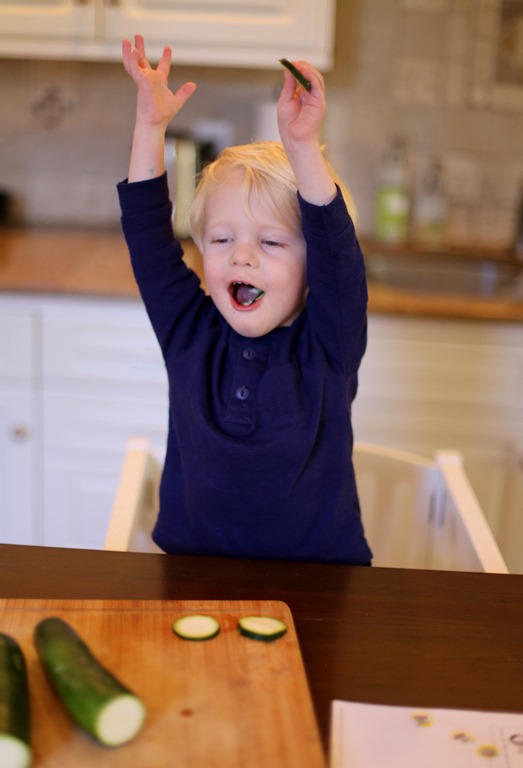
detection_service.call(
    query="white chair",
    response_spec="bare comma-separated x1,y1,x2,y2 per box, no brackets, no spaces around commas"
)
104,437,164,554
104,437,508,573
353,442,508,573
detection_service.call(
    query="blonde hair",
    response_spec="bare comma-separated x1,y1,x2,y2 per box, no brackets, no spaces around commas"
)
189,141,355,250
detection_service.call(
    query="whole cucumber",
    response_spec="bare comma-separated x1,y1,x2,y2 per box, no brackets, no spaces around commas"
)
0,633,31,768
34,617,145,747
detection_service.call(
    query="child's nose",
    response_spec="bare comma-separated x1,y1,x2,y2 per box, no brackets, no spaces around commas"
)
231,243,257,267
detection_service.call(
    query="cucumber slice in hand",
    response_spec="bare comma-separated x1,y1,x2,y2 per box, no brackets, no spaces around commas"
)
279,58,311,90
238,616,288,642
0,634,31,768
34,617,146,747
173,615,220,641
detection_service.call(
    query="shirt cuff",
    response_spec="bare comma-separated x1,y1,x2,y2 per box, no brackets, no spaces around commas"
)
297,185,354,239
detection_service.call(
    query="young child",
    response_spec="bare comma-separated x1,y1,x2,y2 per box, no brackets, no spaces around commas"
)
118,35,372,564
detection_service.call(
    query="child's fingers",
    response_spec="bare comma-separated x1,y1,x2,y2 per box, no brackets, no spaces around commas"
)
122,36,147,79
156,45,172,78
175,81,197,110
133,34,146,57
122,38,132,74
289,60,325,97
280,68,297,99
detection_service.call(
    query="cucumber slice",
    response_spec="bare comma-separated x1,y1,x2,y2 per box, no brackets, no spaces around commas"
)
238,616,288,642
279,58,311,90
0,633,32,768
34,617,145,747
173,615,220,641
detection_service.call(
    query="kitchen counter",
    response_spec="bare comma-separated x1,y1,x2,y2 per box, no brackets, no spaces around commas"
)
1,226,522,321
1,544,523,756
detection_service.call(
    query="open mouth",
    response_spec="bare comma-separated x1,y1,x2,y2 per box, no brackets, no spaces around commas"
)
230,281,265,307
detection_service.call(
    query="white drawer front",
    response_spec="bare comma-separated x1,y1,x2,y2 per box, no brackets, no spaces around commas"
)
0,313,35,379
42,298,165,390
43,391,168,454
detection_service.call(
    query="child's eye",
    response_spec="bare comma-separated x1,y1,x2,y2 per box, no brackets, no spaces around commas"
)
263,239,285,248
210,236,230,244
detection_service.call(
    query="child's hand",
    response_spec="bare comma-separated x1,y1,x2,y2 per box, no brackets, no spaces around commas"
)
276,62,336,206
122,35,196,129
276,61,326,150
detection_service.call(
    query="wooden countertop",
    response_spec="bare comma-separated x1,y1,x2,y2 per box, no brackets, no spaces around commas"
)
0,227,205,299
1,227,522,322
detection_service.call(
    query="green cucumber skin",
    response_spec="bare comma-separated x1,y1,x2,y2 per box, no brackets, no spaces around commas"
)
279,58,311,90
33,617,138,743
0,633,31,749
238,618,288,642
238,627,287,642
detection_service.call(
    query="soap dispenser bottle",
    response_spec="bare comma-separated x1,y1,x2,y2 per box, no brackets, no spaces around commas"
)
414,155,448,249
373,137,411,245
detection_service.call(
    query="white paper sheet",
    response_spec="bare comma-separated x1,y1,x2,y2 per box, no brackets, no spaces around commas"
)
330,701,523,768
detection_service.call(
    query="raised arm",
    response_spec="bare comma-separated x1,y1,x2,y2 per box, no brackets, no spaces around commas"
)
277,61,337,206
122,35,197,183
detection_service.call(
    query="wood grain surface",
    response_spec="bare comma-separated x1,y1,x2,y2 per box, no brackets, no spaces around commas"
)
0,598,324,767
1,228,521,322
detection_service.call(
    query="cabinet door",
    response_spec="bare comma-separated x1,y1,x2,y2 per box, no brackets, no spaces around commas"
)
0,0,96,40
42,391,167,548
0,312,34,379
0,390,38,545
42,297,166,396
105,0,335,68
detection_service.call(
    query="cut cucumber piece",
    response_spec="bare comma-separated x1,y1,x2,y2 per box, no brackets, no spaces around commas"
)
279,58,311,90
0,633,32,768
34,617,145,747
238,616,288,642
173,615,220,641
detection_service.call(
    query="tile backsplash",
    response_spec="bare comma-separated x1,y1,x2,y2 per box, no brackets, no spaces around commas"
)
1,0,522,248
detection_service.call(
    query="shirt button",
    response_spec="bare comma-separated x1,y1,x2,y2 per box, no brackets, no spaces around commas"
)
242,347,256,360
235,385,250,401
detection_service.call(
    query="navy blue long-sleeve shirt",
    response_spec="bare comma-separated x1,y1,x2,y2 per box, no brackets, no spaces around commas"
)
118,173,372,564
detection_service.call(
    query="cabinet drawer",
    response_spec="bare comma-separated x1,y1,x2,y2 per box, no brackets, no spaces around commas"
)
0,313,35,379
360,316,523,418
42,298,165,391
43,464,125,549
43,391,168,455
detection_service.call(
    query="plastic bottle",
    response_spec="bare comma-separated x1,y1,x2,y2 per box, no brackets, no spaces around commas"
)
413,156,448,249
373,137,411,244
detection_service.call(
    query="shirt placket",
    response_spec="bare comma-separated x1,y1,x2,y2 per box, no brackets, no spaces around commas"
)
224,342,267,428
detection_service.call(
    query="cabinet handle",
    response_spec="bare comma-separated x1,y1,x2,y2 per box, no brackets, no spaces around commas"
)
105,0,121,5
10,424,29,442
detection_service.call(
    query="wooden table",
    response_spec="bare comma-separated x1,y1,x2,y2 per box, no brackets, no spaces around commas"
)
1,544,522,753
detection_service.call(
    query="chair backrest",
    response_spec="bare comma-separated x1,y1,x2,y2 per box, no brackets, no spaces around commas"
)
104,437,164,554
353,443,440,569
432,451,508,574
105,437,508,573
354,442,508,573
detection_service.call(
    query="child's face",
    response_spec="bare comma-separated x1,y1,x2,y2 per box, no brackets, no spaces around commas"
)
201,170,307,338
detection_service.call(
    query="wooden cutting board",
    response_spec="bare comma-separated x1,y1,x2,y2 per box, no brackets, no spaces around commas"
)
0,598,325,767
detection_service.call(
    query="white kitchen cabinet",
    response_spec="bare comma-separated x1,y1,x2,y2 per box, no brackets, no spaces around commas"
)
0,0,96,40
352,315,523,574
41,297,168,549
0,390,39,545
0,0,336,69
0,293,167,550
0,302,40,545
